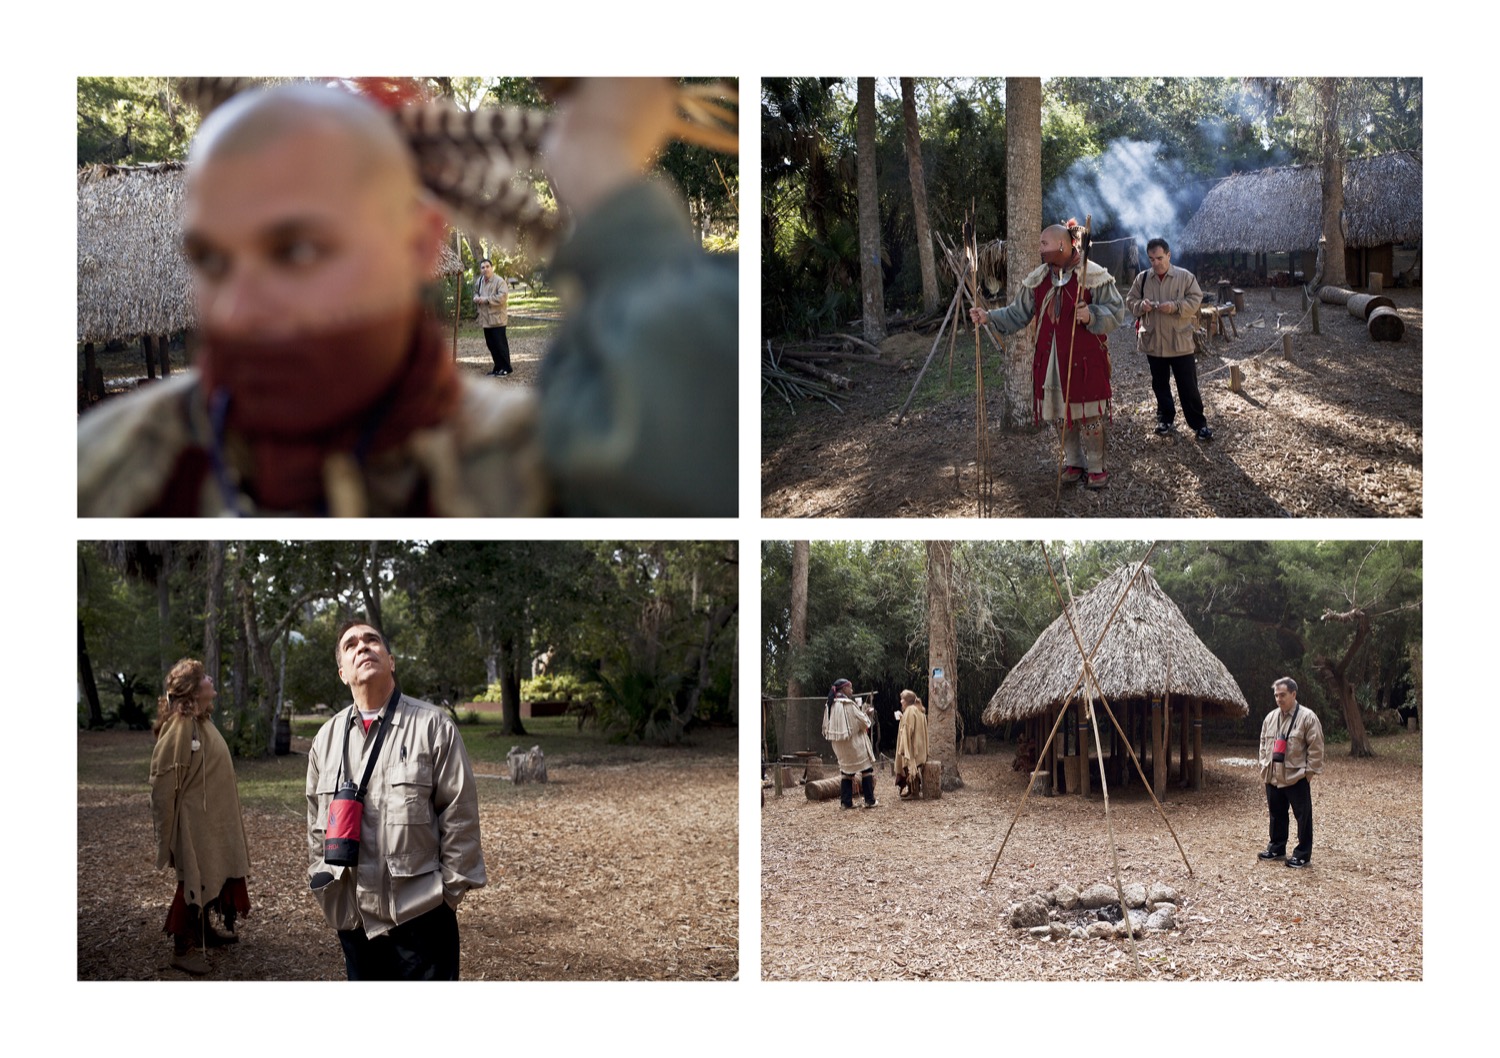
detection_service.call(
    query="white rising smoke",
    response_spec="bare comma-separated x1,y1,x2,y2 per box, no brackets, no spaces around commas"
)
1043,139,1204,251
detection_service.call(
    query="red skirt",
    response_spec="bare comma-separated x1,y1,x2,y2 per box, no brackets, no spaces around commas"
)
163,878,251,936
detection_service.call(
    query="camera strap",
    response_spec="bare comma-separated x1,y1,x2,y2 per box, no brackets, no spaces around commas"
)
339,683,402,797
1278,704,1299,743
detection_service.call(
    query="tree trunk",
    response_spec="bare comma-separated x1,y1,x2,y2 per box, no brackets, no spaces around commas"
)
1318,608,1374,757
1318,78,1348,289
1004,78,1043,428
203,541,225,685
788,540,809,703
79,618,105,729
901,78,940,315
925,540,963,789
496,628,527,736
855,78,886,346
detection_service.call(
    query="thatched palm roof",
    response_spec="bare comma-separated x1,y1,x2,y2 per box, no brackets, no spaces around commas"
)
1179,151,1422,255
77,163,193,343
78,162,467,343
981,563,1249,726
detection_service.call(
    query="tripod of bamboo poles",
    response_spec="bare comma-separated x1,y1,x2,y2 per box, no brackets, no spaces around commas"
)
965,206,994,517
981,543,1195,972
1054,214,1092,511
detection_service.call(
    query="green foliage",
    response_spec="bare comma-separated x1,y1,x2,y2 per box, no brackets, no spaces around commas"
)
516,672,597,704
77,77,198,166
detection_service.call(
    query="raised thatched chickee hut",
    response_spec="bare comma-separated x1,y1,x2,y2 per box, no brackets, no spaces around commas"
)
981,563,1248,798
1178,150,1422,288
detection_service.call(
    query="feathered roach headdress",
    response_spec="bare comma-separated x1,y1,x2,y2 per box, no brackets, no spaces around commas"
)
175,76,738,256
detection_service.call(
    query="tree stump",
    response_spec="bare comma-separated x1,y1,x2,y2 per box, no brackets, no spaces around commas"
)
1368,271,1383,291
1281,334,1293,359
1368,306,1405,342
1231,288,1245,312
919,761,942,799
805,777,844,801
506,745,548,783
1229,364,1244,393
1347,293,1395,320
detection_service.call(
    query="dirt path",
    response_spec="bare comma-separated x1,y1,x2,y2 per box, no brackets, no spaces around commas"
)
762,288,1421,518
761,731,1421,980
79,730,737,981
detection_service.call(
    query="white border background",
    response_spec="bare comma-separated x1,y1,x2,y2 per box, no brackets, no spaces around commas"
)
20,5,1468,1051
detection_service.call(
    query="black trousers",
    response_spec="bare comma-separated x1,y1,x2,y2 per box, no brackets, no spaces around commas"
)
1265,779,1313,860
1147,353,1206,430
483,326,511,372
337,901,460,980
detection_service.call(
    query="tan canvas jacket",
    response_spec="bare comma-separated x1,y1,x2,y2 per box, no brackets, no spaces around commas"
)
474,274,509,328
1258,703,1325,788
1126,265,1203,357
306,694,486,938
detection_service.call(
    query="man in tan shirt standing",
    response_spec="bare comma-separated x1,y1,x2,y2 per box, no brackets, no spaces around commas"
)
1257,677,1325,869
475,258,511,376
1126,237,1212,441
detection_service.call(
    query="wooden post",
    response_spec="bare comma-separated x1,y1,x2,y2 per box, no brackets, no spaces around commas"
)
1281,333,1293,359
920,761,943,799
1151,696,1165,800
1052,707,1064,795
1311,299,1320,335
1178,699,1189,788
773,761,784,798
1229,364,1244,393
1368,271,1383,291
1077,706,1090,797
1368,306,1405,342
451,231,464,361
1192,701,1204,791
1231,288,1245,313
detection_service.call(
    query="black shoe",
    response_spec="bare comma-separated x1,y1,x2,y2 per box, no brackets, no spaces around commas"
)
1196,425,1214,442
1257,847,1285,860
1155,421,1176,436
498,368,512,376
1285,855,1311,868
485,369,500,376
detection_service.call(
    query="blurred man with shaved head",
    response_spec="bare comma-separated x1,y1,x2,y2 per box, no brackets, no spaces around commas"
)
970,221,1124,489
78,79,737,517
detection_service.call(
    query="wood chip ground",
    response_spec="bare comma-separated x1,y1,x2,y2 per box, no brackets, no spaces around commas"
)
762,288,1421,518
761,730,1421,980
79,728,737,981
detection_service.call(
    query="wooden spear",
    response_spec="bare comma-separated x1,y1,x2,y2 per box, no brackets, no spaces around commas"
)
1054,214,1092,509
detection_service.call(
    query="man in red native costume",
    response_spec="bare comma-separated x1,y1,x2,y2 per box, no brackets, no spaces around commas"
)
970,221,1125,489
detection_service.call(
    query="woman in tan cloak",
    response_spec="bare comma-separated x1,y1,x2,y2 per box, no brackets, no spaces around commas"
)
894,690,929,798
150,658,251,975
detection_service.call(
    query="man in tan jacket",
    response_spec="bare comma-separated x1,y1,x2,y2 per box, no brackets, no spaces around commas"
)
475,258,512,376
1126,238,1211,441
1257,677,1324,869
306,620,486,978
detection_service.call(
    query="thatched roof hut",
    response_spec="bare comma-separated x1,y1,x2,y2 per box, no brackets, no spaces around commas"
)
983,563,1248,725
1179,151,1422,256
78,161,467,344
77,163,194,344
983,563,1247,796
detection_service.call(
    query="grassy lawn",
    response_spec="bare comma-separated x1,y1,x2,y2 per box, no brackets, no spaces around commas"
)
89,715,733,818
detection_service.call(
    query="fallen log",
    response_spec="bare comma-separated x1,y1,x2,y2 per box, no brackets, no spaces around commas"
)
833,332,884,357
783,358,852,389
1317,285,1353,306
778,347,888,365
1346,293,1395,320
1368,306,1405,342
805,777,844,801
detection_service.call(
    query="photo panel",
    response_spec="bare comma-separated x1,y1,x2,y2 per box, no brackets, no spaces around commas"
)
759,538,1421,981
761,77,1421,519
77,538,738,981
77,76,739,518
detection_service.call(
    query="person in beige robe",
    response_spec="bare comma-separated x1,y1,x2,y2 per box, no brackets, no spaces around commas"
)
150,659,252,975
894,690,929,798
